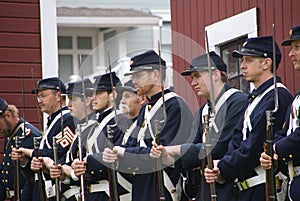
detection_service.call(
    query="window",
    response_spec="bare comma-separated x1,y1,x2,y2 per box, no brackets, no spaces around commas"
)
58,34,94,82
220,36,250,93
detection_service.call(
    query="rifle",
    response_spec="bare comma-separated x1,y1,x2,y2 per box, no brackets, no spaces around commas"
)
31,69,48,201
77,55,87,201
264,24,278,201
204,30,217,201
13,71,26,201
14,136,21,201
107,50,120,201
153,41,166,201
53,137,61,201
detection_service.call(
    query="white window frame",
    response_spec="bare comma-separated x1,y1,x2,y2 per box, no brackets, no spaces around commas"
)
205,7,258,54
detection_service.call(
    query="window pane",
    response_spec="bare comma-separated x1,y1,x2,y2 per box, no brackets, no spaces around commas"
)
78,55,93,76
220,36,250,93
58,55,73,83
77,37,92,49
58,36,72,49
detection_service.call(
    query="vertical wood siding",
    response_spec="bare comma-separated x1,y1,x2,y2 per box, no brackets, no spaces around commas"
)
0,0,42,162
171,0,300,112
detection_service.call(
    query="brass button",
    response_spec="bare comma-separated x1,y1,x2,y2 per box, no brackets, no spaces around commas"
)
99,169,102,173
91,171,94,175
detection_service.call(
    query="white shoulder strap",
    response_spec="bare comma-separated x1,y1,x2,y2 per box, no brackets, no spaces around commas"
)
242,83,286,140
87,110,121,153
137,92,178,147
122,120,137,145
40,109,70,149
201,88,240,142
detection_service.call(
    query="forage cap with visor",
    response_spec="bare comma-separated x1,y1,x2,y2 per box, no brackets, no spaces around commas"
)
0,98,8,115
281,24,300,46
124,50,166,76
31,77,66,94
117,80,136,94
90,72,121,91
232,36,282,68
66,78,93,97
181,51,227,76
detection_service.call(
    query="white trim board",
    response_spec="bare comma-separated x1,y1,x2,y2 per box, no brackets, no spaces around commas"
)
205,7,258,53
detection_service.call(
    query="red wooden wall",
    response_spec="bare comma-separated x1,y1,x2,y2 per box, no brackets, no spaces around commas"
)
171,0,300,112
0,0,42,161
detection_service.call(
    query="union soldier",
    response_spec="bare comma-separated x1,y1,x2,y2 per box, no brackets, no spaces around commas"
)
71,72,132,201
260,24,300,201
102,50,193,201
49,78,97,200
204,36,293,201
14,77,76,200
0,98,41,201
150,51,248,201
117,80,147,145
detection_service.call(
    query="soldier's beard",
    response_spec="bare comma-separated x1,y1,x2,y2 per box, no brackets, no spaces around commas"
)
1,119,12,136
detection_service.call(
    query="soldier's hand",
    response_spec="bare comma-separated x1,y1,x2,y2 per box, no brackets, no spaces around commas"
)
42,157,54,169
204,167,219,183
102,147,118,163
31,156,43,172
150,141,162,159
72,159,86,177
260,152,278,170
11,148,24,161
50,164,64,180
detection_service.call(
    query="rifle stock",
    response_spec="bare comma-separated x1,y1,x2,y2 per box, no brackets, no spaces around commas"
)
107,125,120,201
77,127,85,201
14,136,21,201
265,111,276,201
203,115,217,201
53,137,60,201
154,120,165,201
33,136,47,201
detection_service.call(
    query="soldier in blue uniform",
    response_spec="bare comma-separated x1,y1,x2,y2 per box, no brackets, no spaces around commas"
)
0,98,41,201
49,78,97,200
15,77,76,200
204,36,293,201
260,25,300,201
150,51,248,201
71,72,132,201
102,50,193,201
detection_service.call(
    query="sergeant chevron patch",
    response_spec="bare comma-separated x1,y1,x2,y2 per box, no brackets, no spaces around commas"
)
56,126,75,148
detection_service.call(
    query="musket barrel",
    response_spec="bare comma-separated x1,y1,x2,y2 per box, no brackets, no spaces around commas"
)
203,115,217,201
107,125,120,201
